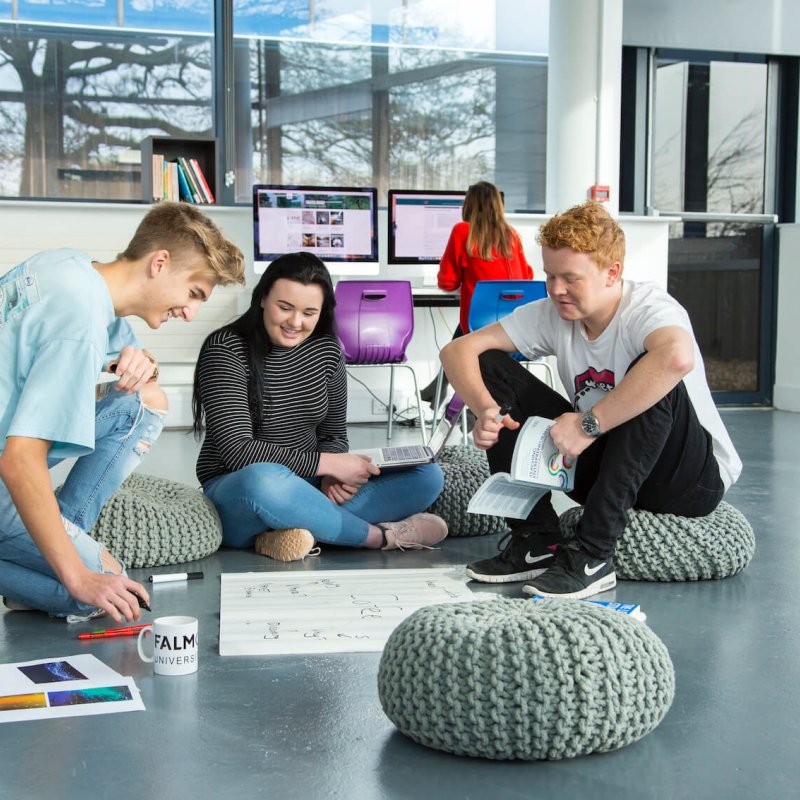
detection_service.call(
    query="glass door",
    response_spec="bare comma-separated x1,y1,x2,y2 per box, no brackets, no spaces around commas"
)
650,51,776,403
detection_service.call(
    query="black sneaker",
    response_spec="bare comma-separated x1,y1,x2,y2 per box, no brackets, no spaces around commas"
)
465,527,562,583
522,543,616,599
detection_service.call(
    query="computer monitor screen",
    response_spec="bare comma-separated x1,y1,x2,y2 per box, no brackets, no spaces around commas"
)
253,185,379,274
387,189,466,264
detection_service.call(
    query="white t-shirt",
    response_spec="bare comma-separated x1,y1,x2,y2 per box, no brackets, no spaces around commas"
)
500,280,742,491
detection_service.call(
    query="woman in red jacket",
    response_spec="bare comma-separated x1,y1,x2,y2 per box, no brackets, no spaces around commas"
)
422,181,533,404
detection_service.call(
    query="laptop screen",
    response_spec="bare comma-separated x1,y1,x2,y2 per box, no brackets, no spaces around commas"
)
428,414,461,458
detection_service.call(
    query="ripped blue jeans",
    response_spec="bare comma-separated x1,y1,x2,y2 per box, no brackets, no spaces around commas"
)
0,383,164,617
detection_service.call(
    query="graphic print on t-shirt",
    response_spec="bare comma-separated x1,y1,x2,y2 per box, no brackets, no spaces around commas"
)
573,367,615,411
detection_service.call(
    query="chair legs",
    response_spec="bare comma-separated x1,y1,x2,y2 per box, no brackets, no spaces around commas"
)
394,363,427,446
429,366,447,439
347,364,427,446
388,365,395,440
429,368,469,446
429,357,556,439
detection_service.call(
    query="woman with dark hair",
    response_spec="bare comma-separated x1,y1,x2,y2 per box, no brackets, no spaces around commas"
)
422,181,534,404
192,252,447,562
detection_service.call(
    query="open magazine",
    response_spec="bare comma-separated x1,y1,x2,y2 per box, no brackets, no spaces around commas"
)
467,416,576,518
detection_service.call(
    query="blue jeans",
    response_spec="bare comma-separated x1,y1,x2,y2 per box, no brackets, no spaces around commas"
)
0,384,165,617
203,461,445,548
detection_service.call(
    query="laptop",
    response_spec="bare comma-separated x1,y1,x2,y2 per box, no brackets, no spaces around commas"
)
353,410,461,471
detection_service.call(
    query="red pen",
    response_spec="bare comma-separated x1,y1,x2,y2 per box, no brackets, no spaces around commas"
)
84,623,150,635
78,625,151,640
87,623,151,634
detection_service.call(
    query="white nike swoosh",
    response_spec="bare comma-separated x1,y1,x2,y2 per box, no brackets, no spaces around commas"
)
584,562,607,576
524,553,551,565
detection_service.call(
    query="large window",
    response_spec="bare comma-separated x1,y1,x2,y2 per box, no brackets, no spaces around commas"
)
0,2,214,200
651,51,775,400
0,1,549,208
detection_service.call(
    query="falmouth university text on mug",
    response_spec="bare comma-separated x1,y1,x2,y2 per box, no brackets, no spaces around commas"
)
137,615,198,676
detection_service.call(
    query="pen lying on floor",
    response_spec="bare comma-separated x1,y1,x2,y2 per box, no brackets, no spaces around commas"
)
77,624,151,640
88,623,151,634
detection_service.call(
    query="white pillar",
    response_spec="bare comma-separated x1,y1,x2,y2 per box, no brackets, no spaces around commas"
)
546,0,623,215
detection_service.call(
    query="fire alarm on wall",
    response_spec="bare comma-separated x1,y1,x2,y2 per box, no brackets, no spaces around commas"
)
590,184,610,202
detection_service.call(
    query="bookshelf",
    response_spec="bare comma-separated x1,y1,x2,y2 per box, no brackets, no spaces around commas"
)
141,136,218,204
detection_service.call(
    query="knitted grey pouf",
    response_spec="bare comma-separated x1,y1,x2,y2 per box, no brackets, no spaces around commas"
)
426,445,507,537
378,598,674,760
88,473,222,568
559,501,755,581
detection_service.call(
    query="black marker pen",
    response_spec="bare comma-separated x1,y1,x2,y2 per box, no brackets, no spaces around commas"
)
130,591,151,612
149,571,204,584
495,403,512,422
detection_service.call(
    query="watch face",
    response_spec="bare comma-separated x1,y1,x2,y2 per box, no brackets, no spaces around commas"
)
581,413,600,437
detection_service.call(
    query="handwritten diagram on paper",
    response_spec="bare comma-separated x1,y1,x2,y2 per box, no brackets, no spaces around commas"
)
219,567,478,656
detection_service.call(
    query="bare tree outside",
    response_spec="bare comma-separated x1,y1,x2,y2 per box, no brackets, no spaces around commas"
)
654,58,768,394
0,32,213,198
246,39,500,198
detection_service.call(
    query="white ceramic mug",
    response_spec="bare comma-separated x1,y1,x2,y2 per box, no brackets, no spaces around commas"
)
137,615,199,676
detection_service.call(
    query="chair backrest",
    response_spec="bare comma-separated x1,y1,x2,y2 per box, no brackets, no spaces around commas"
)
334,280,414,364
467,279,548,332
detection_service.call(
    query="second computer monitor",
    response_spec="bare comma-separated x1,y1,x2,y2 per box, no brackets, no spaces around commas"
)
253,184,379,275
387,189,466,265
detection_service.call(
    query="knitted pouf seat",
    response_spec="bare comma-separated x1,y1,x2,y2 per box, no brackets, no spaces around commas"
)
378,598,674,760
87,473,222,568
426,445,507,537
559,501,755,581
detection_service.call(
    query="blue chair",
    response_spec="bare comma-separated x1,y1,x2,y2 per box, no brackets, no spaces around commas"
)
468,279,556,386
431,280,556,436
467,279,548,333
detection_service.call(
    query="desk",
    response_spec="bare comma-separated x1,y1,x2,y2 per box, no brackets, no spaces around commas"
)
411,287,459,307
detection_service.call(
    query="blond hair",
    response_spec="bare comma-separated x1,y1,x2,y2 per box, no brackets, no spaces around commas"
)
119,202,245,286
463,181,516,260
537,201,625,271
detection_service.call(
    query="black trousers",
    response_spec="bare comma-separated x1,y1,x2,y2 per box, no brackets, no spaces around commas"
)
478,350,724,558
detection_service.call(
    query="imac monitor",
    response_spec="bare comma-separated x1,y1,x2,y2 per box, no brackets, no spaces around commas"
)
388,189,466,264
253,185,379,275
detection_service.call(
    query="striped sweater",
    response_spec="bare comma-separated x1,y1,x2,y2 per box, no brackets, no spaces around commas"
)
195,329,348,485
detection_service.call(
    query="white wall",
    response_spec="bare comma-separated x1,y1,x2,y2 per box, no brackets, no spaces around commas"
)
509,212,672,286
623,0,800,56
0,201,673,427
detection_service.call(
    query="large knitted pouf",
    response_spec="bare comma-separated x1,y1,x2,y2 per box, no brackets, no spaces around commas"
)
559,501,755,581
378,598,674,760
426,445,507,537
87,473,222,568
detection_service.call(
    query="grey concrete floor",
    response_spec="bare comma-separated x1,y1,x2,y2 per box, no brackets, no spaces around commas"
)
1,410,798,799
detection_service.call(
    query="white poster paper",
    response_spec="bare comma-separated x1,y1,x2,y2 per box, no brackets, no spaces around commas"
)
219,567,480,656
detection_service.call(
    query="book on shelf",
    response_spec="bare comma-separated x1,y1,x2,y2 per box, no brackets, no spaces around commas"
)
177,157,202,203
176,161,195,203
150,153,164,202
189,157,215,203
149,152,214,204
168,161,179,202
467,416,576,518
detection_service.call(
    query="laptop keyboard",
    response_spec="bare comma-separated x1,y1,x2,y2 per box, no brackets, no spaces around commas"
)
381,445,431,462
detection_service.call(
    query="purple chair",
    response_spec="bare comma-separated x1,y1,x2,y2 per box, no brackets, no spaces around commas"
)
334,280,426,443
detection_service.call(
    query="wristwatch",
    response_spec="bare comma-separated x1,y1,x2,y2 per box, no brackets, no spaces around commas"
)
580,409,602,438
